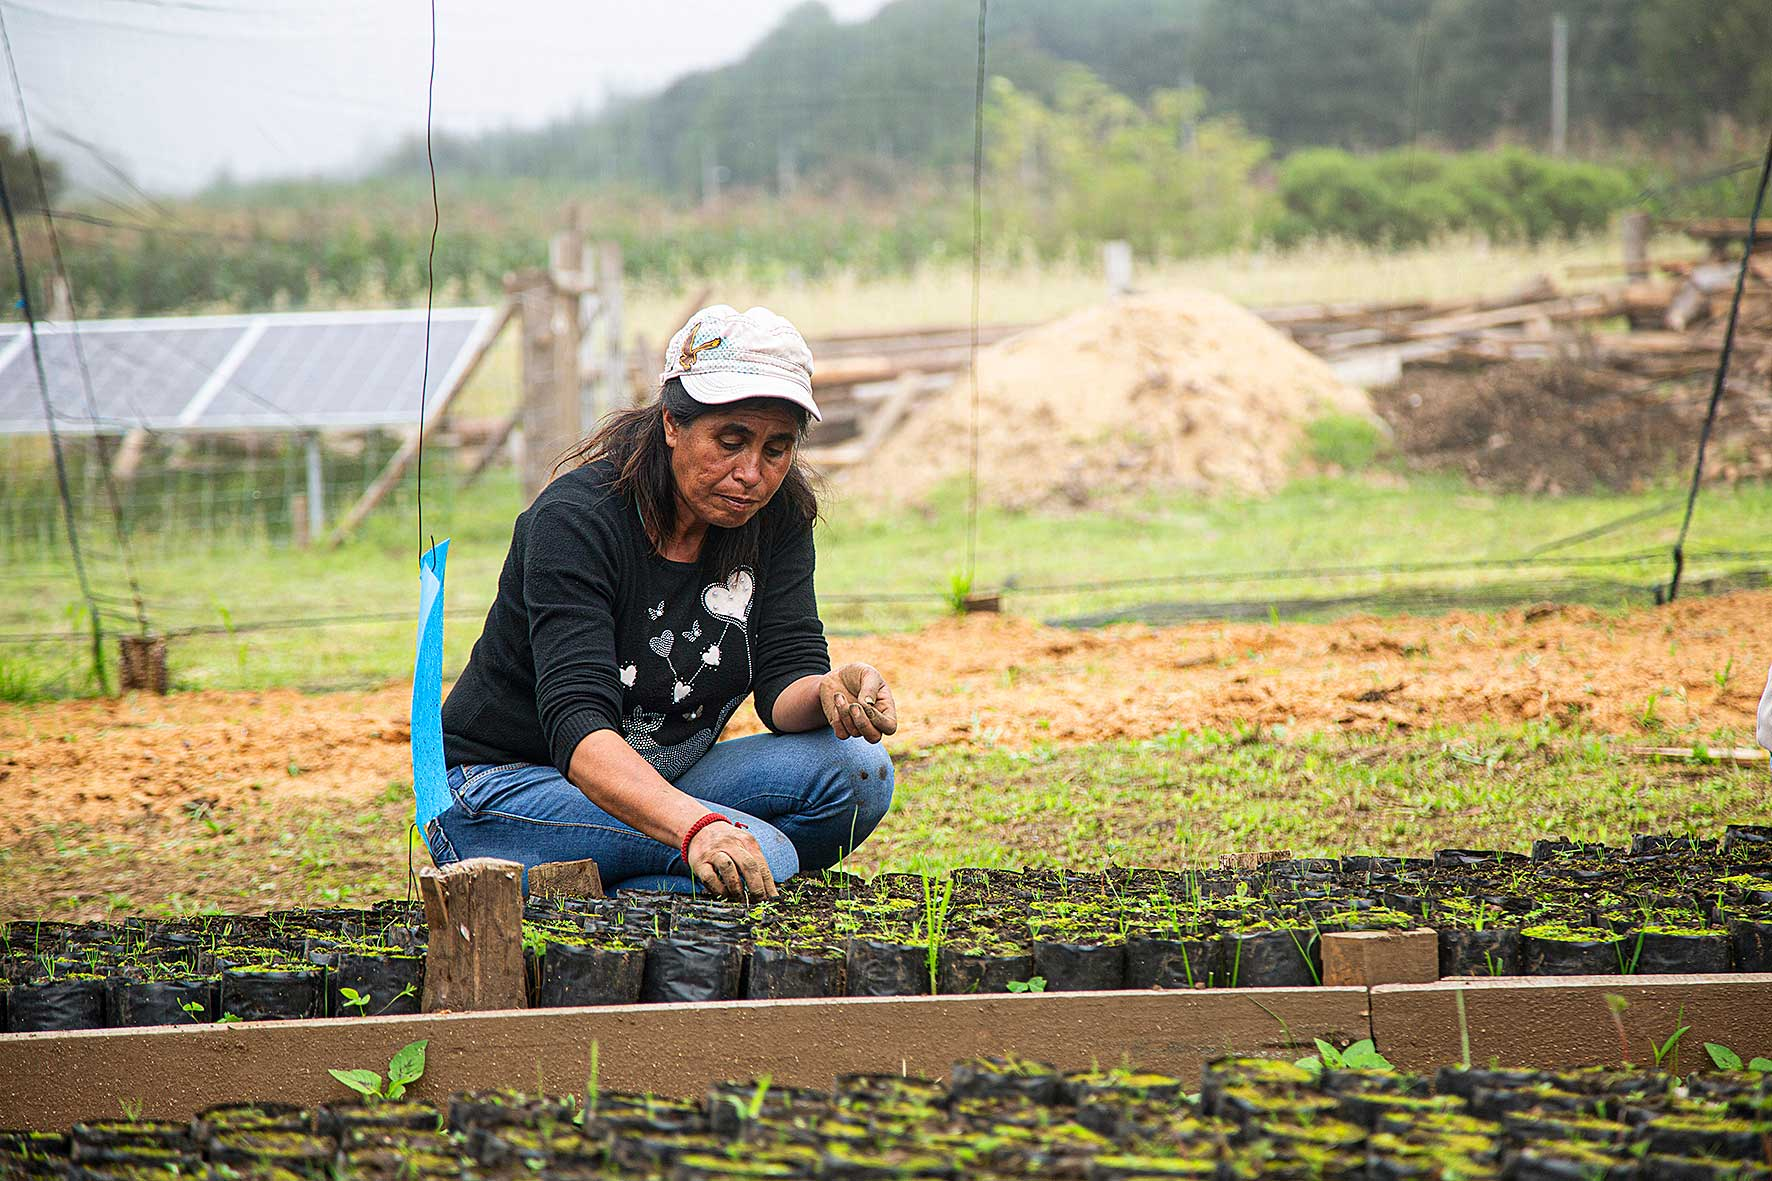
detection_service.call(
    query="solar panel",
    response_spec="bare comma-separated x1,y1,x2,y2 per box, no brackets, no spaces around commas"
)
0,307,490,436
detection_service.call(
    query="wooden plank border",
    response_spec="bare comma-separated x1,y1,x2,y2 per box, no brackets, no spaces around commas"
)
11,974,1772,1130
0,987,1367,1129
1371,973,1772,1074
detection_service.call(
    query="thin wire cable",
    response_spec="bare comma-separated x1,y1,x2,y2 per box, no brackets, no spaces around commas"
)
0,148,108,691
1666,126,1772,603
0,0,150,637
1525,500,1680,558
36,118,170,218
7,545,1768,646
962,0,986,584
415,0,438,562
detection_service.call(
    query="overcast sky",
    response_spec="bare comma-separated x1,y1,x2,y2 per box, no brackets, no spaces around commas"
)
6,0,891,196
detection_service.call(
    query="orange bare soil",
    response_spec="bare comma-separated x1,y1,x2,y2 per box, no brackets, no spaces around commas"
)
3,590,1767,843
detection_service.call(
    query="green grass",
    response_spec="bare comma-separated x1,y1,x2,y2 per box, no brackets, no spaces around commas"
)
858,723,1771,877
4,465,1771,692
4,723,1763,923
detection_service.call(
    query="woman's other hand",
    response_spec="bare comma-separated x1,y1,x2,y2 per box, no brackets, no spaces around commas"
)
687,820,778,900
819,663,898,744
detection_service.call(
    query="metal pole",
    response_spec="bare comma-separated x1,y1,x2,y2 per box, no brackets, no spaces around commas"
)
305,432,324,538
1550,13,1569,158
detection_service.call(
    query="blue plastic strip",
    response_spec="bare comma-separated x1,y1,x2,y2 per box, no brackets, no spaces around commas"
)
411,538,451,840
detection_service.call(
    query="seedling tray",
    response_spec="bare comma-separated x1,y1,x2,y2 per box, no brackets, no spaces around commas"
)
9,1043,1772,1179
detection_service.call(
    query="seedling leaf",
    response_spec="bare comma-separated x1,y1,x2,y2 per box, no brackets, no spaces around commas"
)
1750,1058,1772,1073
1340,1039,1395,1071
1705,1043,1743,1071
329,1069,382,1098
388,1039,428,1086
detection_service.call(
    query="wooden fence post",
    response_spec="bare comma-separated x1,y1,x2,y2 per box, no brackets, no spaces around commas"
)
515,261,579,505
1622,212,1651,283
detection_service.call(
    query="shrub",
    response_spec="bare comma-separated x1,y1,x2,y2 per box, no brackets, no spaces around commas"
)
1304,414,1388,471
1266,146,1637,247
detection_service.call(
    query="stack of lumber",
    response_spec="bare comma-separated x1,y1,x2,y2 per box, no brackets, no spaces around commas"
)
1259,250,1769,387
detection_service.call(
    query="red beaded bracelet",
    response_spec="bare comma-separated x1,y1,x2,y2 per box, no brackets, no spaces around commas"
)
680,812,743,863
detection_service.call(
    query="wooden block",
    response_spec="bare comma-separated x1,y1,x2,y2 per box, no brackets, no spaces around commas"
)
1626,745,1768,768
528,857,605,900
1218,850,1292,870
419,857,527,1014
1321,929,1440,987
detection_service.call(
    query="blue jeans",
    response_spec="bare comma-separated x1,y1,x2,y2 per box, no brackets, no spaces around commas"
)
426,728,894,893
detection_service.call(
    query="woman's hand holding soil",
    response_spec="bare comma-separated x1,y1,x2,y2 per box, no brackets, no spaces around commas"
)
819,663,897,743
687,820,778,900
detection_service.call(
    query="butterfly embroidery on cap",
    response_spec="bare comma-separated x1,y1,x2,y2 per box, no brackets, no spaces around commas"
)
679,323,723,370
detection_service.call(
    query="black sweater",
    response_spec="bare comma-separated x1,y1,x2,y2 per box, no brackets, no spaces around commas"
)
441,461,830,782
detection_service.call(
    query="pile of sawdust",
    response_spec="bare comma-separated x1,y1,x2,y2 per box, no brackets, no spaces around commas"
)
854,289,1372,508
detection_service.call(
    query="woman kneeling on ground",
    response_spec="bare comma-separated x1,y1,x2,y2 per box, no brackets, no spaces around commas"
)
433,305,897,898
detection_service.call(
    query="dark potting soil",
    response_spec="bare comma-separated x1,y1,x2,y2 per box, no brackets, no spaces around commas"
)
218,966,324,1022
6,975,105,1032
5,824,1772,1033
108,976,216,1028
327,949,425,1018
746,944,845,999
843,938,929,997
638,936,743,1004
534,938,646,1008
11,1055,1772,1180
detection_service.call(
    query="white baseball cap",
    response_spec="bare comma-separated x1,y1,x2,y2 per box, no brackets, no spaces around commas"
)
661,304,821,422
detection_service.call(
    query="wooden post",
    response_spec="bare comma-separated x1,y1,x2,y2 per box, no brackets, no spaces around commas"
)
1622,212,1651,283
551,228,583,455
516,270,561,503
419,857,527,1013
289,494,309,548
596,240,624,418
118,634,169,695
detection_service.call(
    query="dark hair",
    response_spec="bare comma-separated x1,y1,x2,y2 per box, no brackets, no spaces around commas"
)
556,377,819,581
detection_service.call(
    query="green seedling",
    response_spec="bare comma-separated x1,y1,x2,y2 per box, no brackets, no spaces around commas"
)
1649,1008,1689,1073
1005,976,1047,993
574,1040,602,1125
328,1038,428,1104
1295,1038,1393,1079
1455,988,1472,1070
943,570,973,615
338,987,371,1017
1703,1043,1772,1073
723,1074,772,1123
1603,994,1631,1065
179,999,205,1023
920,872,954,994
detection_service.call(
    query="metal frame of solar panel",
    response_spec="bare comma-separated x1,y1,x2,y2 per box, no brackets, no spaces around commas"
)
0,307,493,437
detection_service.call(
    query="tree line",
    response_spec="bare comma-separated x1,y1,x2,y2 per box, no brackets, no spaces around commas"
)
383,0,1766,197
